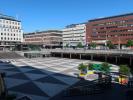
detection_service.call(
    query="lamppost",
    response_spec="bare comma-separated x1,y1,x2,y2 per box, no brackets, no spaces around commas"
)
118,34,121,50
105,33,108,50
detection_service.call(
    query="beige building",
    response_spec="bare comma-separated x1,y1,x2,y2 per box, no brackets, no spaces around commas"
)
24,30,62,48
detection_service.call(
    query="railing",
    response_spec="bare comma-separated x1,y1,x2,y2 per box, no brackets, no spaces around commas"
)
42,48,133,55
64,76,112,97
15,49,133,55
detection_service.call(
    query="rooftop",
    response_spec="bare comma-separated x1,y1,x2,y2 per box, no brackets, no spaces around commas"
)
89,13,133,22
65,22,87,28
0,13,21,22
24,30,62,35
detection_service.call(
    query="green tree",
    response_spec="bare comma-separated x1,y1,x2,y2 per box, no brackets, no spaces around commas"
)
28,44,41,51
101,62,110,73
88,63,94,70
65,43,69,48
78,63,88,73
126,40,133,48
77,42,83,48
119,65,130,75
90,42,96,49
107,40,115,49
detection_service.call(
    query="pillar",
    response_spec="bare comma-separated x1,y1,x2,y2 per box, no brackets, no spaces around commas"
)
130,57,132,66
70,53,71,59
105,55,107,62
91,54,93,60
79,54,82,59
115,56,118,64
61,53,63,58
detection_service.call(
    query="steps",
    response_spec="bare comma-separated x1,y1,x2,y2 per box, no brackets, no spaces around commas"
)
0,52,24,59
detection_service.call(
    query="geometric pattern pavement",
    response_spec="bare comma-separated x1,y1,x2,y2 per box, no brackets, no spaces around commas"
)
0,57,90,100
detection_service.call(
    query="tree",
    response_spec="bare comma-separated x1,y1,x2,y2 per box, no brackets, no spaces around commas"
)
88,63,94,70
77,42,83,48
107,40,115,49
78,63,88,73
119,65,130,76
28,44,41,51
90,42,96,49
65,43,69,48
101,62,110,73
126,40,133,48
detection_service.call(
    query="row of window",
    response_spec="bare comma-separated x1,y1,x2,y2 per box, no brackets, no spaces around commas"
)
0,19,20,25
96,29,133,34
1,37,21,41
93,24,133,31
0,28,21,32
63,39,83,42
93,19,133,26
25,34,62,38
1,33,21,36
63,30,85,33
63,32,85,36
94,34,133,38
0,25,20,29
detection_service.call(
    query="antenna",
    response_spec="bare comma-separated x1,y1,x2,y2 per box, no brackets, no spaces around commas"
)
16,14,19,20
0,10,3,15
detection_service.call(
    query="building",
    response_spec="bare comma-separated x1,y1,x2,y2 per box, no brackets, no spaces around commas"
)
24,30,62,48
0,14,23,50
86,13,133,49
62,23,86,47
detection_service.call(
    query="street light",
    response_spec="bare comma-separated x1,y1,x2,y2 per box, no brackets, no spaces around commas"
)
105,33,108,50
118,34,121,50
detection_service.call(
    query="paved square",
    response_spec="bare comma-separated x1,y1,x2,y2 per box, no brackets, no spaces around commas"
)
0,57,90,100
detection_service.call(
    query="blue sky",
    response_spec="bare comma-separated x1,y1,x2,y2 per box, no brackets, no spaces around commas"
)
0,0,133,32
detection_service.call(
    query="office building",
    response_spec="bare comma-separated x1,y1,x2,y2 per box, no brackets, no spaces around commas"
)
0,14,23,50
24,30,62,48
86,13,133,49
62,23,86,47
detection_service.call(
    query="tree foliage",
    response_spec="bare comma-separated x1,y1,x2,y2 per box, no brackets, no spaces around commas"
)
90,42,96,48
126,40,133,47
119,65,130,75
107,40,115,49
88,63,93,70
28,44,41,51
101,62,110,73
78,63,87,71
77,42,83,48
65,43,69,48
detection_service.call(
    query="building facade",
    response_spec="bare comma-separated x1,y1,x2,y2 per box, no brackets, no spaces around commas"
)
24,30,62,48
0,14,23,50
86,13,133,49
62,23,86,47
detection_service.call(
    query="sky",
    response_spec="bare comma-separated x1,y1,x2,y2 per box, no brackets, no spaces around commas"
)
0,0,133,33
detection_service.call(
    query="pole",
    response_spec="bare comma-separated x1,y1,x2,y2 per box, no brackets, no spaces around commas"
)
105,33,107,50
118,34,121,50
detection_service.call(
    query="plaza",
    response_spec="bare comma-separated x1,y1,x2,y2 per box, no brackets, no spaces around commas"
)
0,57,94,100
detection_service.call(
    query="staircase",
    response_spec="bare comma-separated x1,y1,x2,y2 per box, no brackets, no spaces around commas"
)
0,52,24,59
